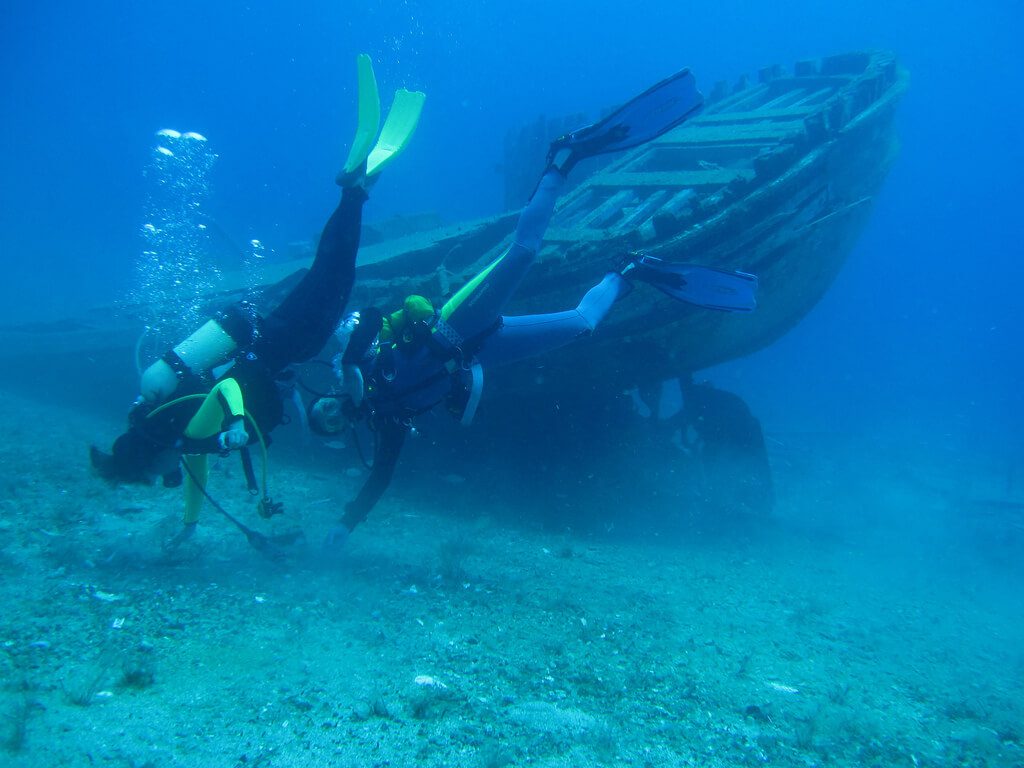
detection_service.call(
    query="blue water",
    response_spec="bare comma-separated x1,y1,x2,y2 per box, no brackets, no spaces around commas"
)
2,3,1023,764
3,0,1022,445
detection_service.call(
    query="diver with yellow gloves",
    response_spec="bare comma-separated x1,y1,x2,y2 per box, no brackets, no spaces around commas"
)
90,54,426,549
309,67,759,549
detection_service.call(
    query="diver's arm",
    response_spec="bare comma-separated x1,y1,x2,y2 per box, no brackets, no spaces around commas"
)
340,419,408,531
183,378,249,452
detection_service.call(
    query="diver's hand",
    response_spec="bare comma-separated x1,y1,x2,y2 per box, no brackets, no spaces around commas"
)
163,522,197,551
322,522,351,553
218,419,249,451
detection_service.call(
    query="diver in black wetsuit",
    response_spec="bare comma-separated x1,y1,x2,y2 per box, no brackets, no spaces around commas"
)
90,182,367,476
314,162,629,542
90,55,426,547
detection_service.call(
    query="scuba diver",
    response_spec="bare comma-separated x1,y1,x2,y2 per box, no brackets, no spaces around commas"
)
309,67,760,548
90,55,425,549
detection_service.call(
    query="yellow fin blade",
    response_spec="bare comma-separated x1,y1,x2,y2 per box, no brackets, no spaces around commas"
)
366,88,426,177
342,53,382,174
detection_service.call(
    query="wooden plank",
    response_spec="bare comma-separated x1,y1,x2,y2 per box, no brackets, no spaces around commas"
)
791,87,834,107
613,189,671,233
660,188,697,216
660,121,806,144
590,169,755,189
695,106,819,124
709,84,771,114
758,88,809,111
577,189,636,228
540,228,608,244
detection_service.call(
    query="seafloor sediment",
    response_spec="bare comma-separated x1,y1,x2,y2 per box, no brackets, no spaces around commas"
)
1,392,1021,767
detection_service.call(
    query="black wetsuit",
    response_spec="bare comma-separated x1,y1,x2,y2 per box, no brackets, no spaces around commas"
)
217,185,367,435
250,186,366,373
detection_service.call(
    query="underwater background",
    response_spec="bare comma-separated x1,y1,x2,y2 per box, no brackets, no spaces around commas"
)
3,1,1022,439
1,1,1022,766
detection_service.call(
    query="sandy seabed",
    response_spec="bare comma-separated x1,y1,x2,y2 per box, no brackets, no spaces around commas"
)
1,391,1021,768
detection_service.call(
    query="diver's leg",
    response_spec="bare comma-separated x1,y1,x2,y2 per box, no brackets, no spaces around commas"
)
443,169,565,339
475,272,628,366
181,454,209,526
270,186,367,322
257,186,369,368
513,168,564,254
177,378,246,526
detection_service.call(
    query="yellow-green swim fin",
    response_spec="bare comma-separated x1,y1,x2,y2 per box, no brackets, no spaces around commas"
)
341,53,382,175
366,88,426,177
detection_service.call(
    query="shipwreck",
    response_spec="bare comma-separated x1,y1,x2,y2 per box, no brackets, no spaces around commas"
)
335,49,907,396
0,51,906,408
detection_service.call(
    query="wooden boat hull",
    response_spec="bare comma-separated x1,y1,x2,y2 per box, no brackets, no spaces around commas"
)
350,51,907,394
0,52,906,407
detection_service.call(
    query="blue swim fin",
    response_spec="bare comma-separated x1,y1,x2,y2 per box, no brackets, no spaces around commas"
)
549,68,704,165
625,255,758,312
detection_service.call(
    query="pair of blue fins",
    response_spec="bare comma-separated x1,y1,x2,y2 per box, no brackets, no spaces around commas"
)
346,55,757,313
